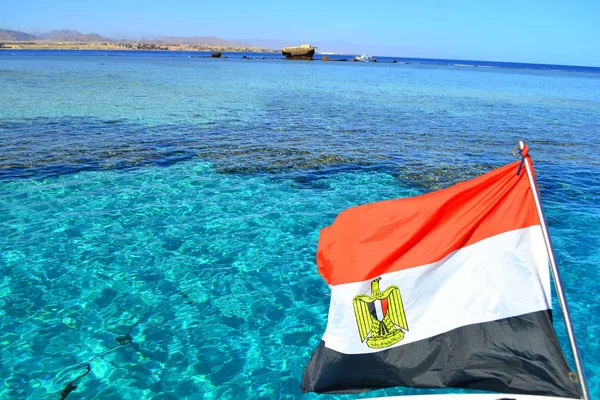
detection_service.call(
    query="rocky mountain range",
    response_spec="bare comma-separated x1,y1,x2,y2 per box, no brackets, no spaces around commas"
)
0,28,40,41
38,29,110,42
0,28,114,42
0,28,253,48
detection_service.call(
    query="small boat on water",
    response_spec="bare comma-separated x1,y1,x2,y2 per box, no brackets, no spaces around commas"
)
355,54,372,62
282,44,316,60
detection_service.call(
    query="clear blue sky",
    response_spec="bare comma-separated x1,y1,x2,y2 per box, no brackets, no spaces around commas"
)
3,0,599,66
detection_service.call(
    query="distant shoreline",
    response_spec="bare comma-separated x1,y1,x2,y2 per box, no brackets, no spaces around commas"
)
3,47,599,71
0,42,279,53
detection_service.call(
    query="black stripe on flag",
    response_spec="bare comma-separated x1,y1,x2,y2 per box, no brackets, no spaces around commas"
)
302,310,580,398
367,302,377,320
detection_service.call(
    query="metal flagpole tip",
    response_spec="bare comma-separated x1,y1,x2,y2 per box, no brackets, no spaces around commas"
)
512,140,527,158
517,140,529,158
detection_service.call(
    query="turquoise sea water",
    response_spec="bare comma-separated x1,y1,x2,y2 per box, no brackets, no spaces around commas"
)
1,51,599,399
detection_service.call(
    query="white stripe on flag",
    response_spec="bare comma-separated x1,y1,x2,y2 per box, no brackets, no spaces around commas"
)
374,300,383,320
322,226,550,355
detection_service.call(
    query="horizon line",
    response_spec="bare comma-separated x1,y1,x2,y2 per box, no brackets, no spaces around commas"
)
2,26,599,68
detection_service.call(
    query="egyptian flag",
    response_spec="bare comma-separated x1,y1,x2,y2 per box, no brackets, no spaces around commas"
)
302,160,581,399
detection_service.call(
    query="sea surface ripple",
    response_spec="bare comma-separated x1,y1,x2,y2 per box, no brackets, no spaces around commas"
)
1,51,599,399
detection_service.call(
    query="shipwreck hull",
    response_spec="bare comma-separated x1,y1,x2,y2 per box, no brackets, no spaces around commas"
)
282,45,316,60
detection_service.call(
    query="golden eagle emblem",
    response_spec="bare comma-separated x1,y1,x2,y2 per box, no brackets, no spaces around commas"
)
353,277,408,348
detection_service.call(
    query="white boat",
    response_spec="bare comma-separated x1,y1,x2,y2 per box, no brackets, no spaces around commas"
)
355,54,372,62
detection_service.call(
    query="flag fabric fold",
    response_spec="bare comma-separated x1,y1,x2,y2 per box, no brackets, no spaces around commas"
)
302,160,581,399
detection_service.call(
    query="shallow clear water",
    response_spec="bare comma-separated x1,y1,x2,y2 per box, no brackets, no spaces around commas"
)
0,51,599,399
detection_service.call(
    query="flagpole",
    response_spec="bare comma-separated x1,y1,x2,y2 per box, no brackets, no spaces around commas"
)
518,140,589,400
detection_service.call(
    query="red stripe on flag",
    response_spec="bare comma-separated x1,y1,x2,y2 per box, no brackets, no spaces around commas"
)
317,160,539,285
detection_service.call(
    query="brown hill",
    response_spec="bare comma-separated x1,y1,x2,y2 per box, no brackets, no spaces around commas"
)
0,28,40,41
39,29,112,42
0,27,264,49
